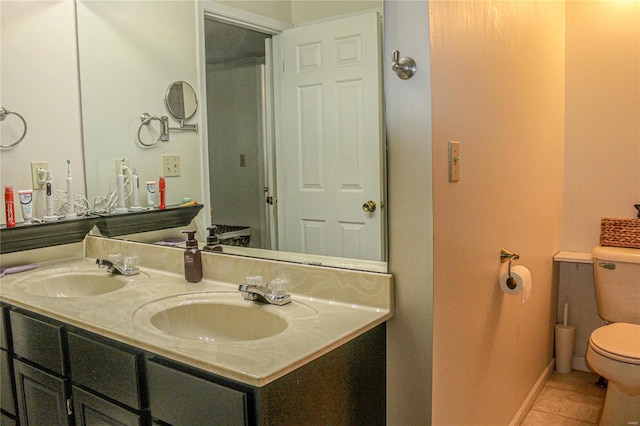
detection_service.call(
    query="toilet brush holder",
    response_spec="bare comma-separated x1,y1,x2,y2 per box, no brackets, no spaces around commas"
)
555,324,576,374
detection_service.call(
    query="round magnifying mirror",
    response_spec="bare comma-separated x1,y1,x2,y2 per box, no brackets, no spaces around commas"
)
165,81,198,121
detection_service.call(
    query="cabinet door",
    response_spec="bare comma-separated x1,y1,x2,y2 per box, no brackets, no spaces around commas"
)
73,386,143,426
13,359,72,426
1,306,8,350
1,349,16,416
1,411,17,426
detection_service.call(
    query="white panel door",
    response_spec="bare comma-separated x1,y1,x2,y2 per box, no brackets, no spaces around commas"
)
276,12,383,261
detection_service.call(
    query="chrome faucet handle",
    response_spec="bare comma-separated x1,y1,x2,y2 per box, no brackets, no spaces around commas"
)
96,257,140,276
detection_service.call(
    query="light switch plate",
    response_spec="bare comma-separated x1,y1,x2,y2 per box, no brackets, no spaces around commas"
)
448,141,460,182
162,154,181,177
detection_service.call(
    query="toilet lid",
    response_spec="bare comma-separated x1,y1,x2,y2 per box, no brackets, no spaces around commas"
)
590,323,640,364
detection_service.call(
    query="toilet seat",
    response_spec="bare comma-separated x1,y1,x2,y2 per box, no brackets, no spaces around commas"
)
589,323,640,365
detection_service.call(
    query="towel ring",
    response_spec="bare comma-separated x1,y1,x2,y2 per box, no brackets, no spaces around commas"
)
137,113,169,147
0,106,28,149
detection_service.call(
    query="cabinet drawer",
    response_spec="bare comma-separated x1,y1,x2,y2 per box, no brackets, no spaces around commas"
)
10,310,66,375
148,360,247,426
68,332,143,410
73,386,144,426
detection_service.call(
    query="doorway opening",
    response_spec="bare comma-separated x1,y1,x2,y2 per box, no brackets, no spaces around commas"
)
204,18,275,250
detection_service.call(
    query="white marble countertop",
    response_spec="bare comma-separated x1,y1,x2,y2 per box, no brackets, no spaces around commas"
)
0,239,393,387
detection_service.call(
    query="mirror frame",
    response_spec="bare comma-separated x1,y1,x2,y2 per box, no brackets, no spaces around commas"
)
195,2,388,273
165,81,198,121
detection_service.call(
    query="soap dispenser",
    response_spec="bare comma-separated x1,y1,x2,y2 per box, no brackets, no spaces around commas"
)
181,230,202,283
203,225,224,252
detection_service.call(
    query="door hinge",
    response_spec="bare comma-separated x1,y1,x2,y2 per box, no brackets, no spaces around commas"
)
66,397,73,416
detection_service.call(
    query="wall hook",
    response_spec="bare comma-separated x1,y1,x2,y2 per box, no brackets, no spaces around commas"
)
391,50,416,80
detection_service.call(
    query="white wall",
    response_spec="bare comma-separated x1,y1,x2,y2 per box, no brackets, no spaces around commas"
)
385,1,434,423
77,1,203,214
0,1,85,222
207,59,264,246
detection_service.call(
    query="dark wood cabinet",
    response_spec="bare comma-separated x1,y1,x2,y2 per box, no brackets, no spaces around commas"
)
4,305,386,426
13,359,72,426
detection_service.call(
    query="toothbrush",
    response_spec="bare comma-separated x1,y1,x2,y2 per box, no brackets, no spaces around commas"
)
115,160,129,214
130,168,142,211
65,160,77,219
43,171,58,221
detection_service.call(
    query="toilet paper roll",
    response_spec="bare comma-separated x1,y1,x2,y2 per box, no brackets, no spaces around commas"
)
500,265,532,303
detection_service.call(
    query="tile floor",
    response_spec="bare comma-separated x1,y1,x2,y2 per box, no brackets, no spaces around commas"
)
522,370,606,425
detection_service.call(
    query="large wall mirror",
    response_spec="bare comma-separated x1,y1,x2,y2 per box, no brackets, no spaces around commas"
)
77,0,387,273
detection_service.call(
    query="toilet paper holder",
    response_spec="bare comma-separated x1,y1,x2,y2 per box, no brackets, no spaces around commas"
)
500,248,520,279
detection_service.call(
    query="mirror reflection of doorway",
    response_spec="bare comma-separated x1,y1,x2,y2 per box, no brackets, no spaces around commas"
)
204,19,275,250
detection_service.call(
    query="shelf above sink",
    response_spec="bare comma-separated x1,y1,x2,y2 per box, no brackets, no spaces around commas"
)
94,204,203,237
0,216,99,254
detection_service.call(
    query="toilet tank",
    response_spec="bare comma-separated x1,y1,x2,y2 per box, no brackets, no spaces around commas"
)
592,246,640,324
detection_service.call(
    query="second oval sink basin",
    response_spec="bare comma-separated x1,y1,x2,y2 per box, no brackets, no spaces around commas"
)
150,302,288,342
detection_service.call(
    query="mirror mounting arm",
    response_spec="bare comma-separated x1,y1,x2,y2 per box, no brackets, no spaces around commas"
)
168,120,198,134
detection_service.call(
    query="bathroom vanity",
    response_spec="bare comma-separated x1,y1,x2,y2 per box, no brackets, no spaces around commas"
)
0,237,393,425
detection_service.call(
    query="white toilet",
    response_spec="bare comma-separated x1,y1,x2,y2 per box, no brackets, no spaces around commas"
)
586,245,640,425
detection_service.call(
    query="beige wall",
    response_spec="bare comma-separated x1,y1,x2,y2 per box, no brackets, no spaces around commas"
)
562,0,640,252
430,1,565,424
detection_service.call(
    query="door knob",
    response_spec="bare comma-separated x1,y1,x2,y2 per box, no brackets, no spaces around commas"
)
362,200,376,212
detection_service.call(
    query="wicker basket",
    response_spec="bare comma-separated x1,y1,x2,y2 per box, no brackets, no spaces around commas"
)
600,217,640,249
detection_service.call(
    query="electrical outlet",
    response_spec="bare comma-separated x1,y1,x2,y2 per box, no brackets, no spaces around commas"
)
162,154,181,177
115,158,130,176
31,161,48,189
448,141,460,182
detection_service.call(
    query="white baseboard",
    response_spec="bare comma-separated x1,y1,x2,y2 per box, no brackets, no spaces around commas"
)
510,359,555,426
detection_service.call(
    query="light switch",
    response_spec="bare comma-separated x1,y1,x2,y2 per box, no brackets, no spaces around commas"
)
448,141,460,182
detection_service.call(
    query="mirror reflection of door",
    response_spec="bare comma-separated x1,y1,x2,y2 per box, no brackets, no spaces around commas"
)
276,12,384,262
204,11,383,261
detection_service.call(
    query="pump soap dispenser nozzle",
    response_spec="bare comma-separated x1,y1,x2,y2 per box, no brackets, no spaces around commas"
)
203,225,224,253
181,230,202,283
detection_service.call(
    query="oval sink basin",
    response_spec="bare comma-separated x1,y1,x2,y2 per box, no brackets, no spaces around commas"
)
14,271,130,297
133,292,319,343
150,302,288,342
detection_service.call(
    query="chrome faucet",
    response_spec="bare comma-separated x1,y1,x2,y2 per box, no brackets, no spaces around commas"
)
96,258,139,276
238,276,291,305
